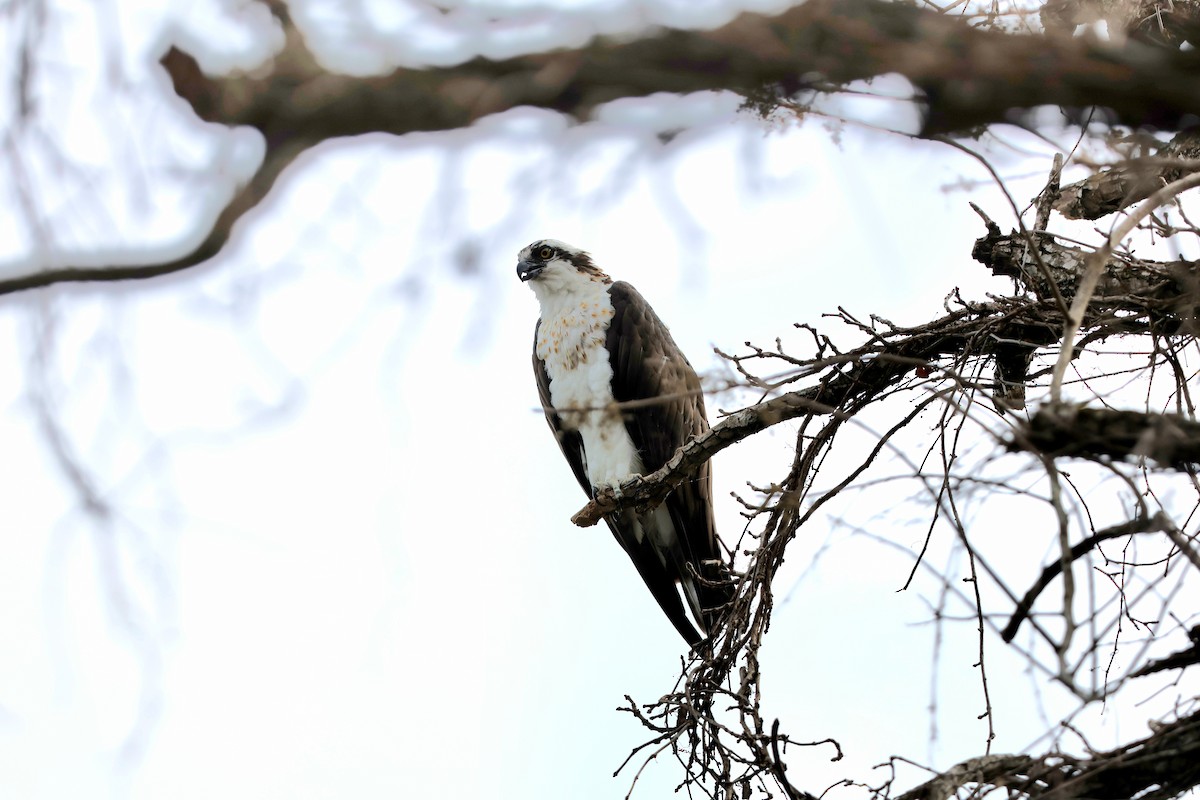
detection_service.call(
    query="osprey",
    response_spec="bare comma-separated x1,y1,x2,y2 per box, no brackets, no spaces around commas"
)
517,239,729,645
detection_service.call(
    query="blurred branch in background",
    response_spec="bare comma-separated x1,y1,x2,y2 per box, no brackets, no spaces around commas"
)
4,0,1200,293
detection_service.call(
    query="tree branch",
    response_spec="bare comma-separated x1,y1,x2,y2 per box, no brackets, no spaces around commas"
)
892,705,1200,800
892,707,1200,800
572,393,835,527
895,754,1035,800
167,0,1200,141
1000,513,1167,643
577,214,1200,526
972,226,1200,313
0,137,298,296
1011,405,1200,468
7,0,1200,295
1055,132,1200,220
574,299,1041,526
1037,707,1200,799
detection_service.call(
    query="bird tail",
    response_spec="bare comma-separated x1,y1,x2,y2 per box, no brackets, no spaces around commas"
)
683,559,735,644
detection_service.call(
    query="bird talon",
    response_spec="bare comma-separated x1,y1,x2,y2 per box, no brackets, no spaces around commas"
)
621,474,644,493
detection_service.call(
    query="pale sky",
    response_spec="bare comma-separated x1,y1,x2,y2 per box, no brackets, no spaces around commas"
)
1,2,1197,799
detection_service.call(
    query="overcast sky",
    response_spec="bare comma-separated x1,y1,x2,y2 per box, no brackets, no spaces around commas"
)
1,2,1198,799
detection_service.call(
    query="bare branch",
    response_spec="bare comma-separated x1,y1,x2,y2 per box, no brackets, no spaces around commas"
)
894,754,1035,800
0,145,293,295
973,228,1200,314
1056,131,1200,221
1000,513,1167,643
166,0,1200,140
1050,169,1200,399
572,300,1004,526
890,707,1200,800
572,393,834,527
9,0,1200,294
1012,405,1200,468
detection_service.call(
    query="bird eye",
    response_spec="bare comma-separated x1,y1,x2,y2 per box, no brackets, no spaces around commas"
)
538,246,554,260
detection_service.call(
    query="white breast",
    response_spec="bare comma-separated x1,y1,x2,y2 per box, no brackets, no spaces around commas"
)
536,284,643,488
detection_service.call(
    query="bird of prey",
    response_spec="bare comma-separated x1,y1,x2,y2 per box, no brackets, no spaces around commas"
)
517,239,730,645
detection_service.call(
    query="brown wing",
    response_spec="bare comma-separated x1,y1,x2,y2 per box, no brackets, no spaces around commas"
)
605,281,730,638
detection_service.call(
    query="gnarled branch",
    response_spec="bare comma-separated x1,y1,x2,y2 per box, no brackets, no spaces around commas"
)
892,707,1200,800
1012,405,1200,468
8,0,1200,295
1056,132,1200,221
573,296,1048,526
572,393,835,527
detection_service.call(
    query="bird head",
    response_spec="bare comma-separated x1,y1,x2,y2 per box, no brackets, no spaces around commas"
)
516,239,610,286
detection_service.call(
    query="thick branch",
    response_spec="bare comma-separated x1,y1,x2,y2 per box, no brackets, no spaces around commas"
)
1128,625,1200,677
973,227,1200,313
1056,132,1200,220
893,707,1200,800
1011,405,1200,468
1036,707,1200,799
896,755,1035,800
166,0,1200,140
7,0,1200,294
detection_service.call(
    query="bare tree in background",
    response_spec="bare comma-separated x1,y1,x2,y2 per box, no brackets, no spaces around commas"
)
5,0,1200,797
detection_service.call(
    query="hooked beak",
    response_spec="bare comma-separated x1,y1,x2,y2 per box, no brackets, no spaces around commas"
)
516,259,543,282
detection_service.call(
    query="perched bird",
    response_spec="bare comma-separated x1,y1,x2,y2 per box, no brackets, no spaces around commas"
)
517,239,729,645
